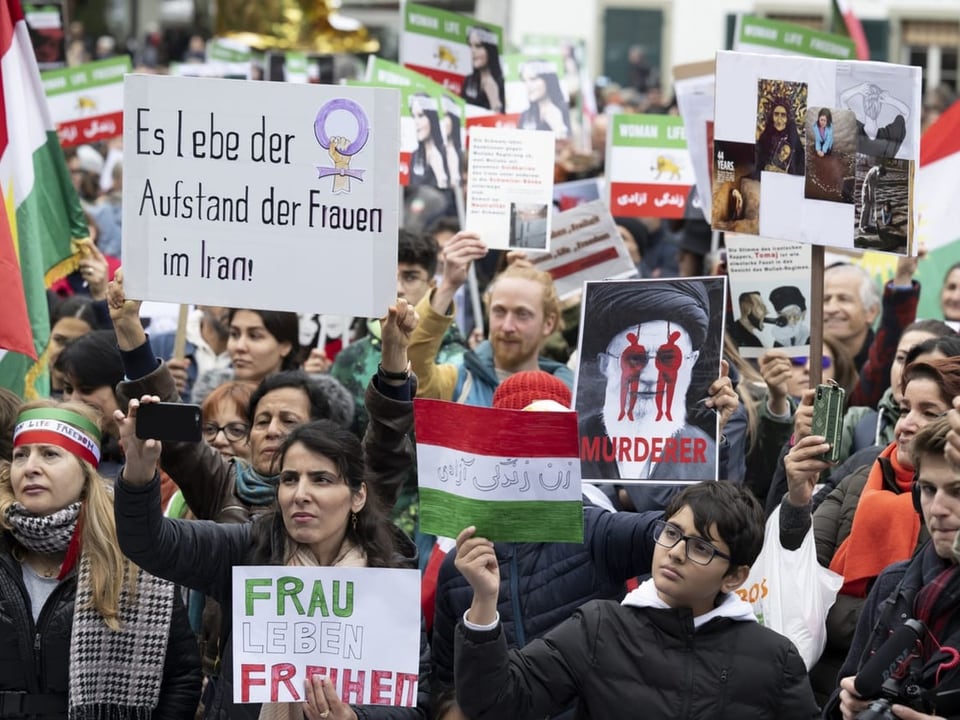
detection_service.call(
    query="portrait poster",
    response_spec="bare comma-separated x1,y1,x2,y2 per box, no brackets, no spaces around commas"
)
41,56,131,147
724,235,813,358
527,200,638,300
465,126,554,251
399,2,504,112
521,34,596,147
606,113,693,219
23,3,64,70
232,566,420,705
360,57,465,189
502,54,571,140
712,51,921,255
122,75,400,318
414,399,583,543
574,277,726,487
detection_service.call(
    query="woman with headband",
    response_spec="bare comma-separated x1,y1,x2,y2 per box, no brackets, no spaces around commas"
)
461,25,504,112
0,401,200,719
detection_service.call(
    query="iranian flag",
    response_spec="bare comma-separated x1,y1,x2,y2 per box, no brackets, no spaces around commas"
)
414,398,583,543
831,0,869,60
0,0,87,398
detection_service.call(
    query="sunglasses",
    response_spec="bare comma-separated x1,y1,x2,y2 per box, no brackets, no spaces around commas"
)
789,356,832,370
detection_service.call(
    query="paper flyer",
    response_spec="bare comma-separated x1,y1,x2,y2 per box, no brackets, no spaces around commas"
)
712,51,921,255
606,113,694,218
724,235,813,358
465,126,554,250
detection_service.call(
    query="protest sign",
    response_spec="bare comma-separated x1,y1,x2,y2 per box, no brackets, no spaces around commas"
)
521,34,596,137
725,235,813,358
733,15,856,60
528,200,637,299
674,62,715,223
465,126,554,250
359,57,465,189
711,51,921,255
606,114,693,218
122,75,399,318
574,277,726,485
503,54,571,139
400,2,504,111
42,57,131,147
232,566,420,706
23,3,65,70
414,398,583,543
554,177,603,211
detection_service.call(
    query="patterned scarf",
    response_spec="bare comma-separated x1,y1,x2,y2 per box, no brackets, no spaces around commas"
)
914,563,960,656
5,501,80,555
233,458,278,506
257,539,367,720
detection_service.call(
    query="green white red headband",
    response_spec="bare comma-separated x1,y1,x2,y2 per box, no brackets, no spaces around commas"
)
13,408,102,468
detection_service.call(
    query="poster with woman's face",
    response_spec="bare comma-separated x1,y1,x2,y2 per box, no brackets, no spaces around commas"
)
502,54,571,140
711,51,920,254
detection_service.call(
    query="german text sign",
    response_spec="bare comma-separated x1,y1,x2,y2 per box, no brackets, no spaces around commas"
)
231,566,420,706
122,75,400,317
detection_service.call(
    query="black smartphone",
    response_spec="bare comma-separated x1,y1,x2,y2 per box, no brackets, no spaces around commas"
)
135,402,202,443
811,383,845,463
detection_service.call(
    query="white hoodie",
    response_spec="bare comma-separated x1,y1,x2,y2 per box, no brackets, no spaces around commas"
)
621,578,757,629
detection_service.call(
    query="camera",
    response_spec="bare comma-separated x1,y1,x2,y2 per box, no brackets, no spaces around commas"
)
854,619,929,719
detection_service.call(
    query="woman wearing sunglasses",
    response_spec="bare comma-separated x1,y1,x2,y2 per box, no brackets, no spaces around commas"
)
779,356,960,701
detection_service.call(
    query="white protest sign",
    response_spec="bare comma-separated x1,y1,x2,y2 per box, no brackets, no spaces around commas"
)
465,126,554,250
122,75,399,317
527,200,637,299
232,566,420,706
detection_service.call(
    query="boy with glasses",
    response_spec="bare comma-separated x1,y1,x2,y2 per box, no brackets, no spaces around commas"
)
453,481,818,719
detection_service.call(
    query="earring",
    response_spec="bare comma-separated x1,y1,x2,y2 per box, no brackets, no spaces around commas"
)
351,512,358,532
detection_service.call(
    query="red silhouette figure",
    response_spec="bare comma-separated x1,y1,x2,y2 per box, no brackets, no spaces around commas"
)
655,328,684,421
617,329,646,421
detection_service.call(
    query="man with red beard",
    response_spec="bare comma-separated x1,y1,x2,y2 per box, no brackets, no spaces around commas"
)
408,231,573,406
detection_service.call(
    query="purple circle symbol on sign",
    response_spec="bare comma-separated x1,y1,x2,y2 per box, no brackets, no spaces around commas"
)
314,98,370,154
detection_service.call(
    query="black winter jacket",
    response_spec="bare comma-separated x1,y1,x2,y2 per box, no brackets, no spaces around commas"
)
432,506,660,696
455,599,819,719
0,533,200,719
115,474,430,720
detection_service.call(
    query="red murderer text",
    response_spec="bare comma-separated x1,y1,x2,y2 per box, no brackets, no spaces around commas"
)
240,664,417,706
580,436,708,464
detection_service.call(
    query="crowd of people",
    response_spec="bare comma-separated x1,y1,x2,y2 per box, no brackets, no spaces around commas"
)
8,14,960,720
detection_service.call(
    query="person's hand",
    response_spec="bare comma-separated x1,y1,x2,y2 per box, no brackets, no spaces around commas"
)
303,676,357,720
106,269,148,350
946,397,960,470
380,298,419,376
303,348,332,375
455,526,499,625
838,676,872,720
894,253,920,286
328,136,350,170
114,396,162,485
793,388,816,440
433,231,487,315
784,434,832,507
890,705,946,720
817,150,824,158
76,239,109,300
166,358,191,396
704,360,738,432
504,250,533,269
759,350,792,416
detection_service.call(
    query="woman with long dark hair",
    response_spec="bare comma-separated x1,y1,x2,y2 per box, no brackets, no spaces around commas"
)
409,92,451,190
461,26,504,112
518,60,571,139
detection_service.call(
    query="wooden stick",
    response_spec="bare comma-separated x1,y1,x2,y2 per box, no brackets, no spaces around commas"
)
172,304,189,360
809,245,825,387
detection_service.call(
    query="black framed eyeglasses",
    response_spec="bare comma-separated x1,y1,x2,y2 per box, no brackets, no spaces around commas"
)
653,520,731,566
201,421,249,442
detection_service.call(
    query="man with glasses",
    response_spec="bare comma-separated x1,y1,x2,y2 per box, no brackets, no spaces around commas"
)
453,481,818,719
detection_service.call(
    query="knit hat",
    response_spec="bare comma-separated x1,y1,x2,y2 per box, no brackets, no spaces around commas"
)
769,285,806,313
492,370,572,411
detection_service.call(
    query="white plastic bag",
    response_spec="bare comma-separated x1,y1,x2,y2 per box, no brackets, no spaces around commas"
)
736,509,843,669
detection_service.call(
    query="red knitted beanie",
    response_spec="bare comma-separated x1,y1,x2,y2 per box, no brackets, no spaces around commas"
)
492,370,572,410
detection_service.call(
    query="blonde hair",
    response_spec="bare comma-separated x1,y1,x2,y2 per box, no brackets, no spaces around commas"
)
0,400,136,629
485,265,564,332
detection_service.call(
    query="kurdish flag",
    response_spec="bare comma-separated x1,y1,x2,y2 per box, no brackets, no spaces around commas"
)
414,398,583,543
0,0,87,398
